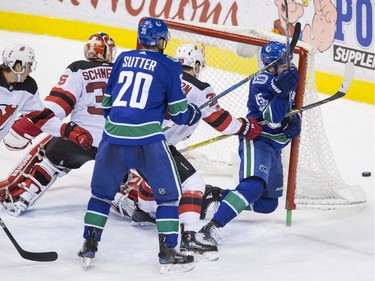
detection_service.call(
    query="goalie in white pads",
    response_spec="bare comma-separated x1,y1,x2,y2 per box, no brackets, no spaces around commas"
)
199,41,302,246
0,33,117,216
112,43,262,261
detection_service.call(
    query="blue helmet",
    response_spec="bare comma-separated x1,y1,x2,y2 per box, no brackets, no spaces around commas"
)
260,41,292,67
138,17,170,47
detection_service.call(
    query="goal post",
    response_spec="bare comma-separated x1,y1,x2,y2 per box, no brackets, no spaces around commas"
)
136,18,367,224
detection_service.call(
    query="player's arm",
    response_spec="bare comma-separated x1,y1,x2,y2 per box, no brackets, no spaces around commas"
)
43,67,81,120
4,114,93,151
266,65,300,123
200,88,261,140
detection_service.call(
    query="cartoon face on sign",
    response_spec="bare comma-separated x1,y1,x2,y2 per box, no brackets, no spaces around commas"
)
273,0,337,52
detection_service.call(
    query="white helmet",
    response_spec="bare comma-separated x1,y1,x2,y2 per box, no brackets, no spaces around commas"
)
175,44,205,77
2,43,37,73
84,32,117,63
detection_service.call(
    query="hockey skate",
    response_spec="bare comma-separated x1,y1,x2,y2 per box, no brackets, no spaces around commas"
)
78,227,102,269
200,185,224,220
180,224,219,261
158,234,194,274
131,206,156,227
199,220,222,246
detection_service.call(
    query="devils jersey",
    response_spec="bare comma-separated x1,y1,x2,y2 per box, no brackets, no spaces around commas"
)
29,60,112,147
102,49,192,146
165,72,242,146
0,70,44,141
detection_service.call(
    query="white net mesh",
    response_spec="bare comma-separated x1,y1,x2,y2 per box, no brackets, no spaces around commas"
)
162,19,367,210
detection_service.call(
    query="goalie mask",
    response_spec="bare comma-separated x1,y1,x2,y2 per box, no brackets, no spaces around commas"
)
2,43,37,74
175,44,205,78
84,32,117,63
260,41,292,69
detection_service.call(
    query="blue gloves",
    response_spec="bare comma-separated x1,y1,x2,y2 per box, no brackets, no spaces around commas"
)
282,114,301,139
186,103,202,126
270,66,300,99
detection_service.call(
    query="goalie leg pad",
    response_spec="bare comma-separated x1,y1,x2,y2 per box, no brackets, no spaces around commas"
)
2,157,69,216
111,174,139,218
0,135,52,202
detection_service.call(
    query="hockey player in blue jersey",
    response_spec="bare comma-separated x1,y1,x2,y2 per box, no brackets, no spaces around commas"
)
199,41,301,245
78,18,202,273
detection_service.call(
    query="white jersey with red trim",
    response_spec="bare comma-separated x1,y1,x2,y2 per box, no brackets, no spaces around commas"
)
164,72,242,146
0,70,44,141
38,60,112,147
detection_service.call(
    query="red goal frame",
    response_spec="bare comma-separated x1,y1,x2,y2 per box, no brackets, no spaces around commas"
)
136,18,309,221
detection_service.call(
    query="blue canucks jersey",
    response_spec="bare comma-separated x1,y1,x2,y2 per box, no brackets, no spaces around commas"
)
101,49,192,145
247,69,297,149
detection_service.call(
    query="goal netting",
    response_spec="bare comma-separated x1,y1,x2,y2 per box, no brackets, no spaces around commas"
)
146,19,367,211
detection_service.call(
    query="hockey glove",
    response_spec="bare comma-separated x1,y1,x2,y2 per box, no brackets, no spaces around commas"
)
60,121,93,150
282,114,301,139
3,117,42,151
186,103,202,126
237,117,263,140
270,66,300,99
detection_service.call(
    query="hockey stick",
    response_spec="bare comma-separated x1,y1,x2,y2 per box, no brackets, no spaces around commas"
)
162,22,302,132
198,22,301,110
284,0,293,115
179,62,355,152
259,61,355,124
179,134,231,153
0,217,58,262
284,0,291,70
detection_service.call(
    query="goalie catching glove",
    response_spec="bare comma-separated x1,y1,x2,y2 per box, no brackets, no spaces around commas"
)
236,117,262,140
60,121,93,150
3,117,42,151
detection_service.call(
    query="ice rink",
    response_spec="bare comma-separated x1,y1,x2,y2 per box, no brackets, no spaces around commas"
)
0,30,373,281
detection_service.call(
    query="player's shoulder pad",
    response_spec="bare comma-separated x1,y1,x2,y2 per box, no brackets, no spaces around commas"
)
13,76,38,95
165,54,180,63
252,73,270,85
182,72,210,91
67,60,112,72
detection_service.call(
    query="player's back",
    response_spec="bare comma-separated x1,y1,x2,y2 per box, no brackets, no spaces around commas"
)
44,60,113,147
103,49,188,146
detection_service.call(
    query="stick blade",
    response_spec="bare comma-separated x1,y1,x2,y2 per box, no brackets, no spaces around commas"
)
341,62,355,93
20,250,58,262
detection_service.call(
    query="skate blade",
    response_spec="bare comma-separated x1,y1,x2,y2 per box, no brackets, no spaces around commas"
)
130,221,155,227
82,257,93,269
160,262,195,274
184,250,219,262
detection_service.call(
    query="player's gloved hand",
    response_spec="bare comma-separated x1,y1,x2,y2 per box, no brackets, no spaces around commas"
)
3,117,42,151
60,121,93,150
236,117,263,140
270,66,299,99
282,114,301,139
186,103,202,126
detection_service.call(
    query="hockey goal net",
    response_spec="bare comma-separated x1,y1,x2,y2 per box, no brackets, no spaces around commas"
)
138,19,367,212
